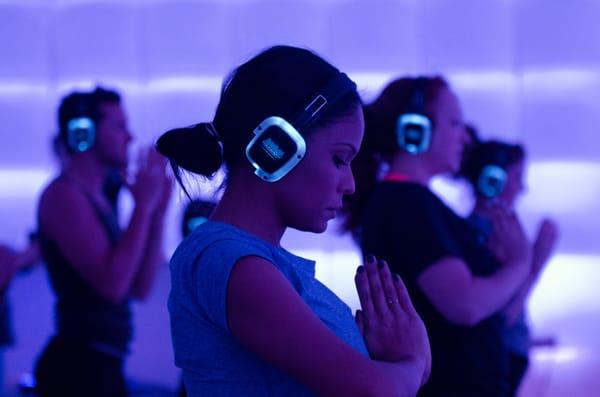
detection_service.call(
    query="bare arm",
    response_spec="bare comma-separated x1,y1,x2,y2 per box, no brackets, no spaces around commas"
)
502,218,559,324
40,181,159,304
227,256,426,397
417,256,529,326
417,208,532,326
131,155,173,300
130,209,167,300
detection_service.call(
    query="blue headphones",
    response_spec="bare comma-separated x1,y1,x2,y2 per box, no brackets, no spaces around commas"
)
67,117,96,153
476,148,509,198
65,98,96,153
245,72,357,182
477,165,507,198
396,77,432,155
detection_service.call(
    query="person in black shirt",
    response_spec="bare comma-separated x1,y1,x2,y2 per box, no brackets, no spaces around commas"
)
458,125,559,396
342,76,532,397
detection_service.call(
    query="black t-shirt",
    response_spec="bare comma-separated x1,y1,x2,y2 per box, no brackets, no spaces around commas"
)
361,181,510,397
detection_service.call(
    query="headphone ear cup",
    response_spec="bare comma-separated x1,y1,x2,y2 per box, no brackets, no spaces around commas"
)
245,72,355,182
396,77,432,155
477,165,507,198
67,117,96,153
245,116,306,182
396,113,432,154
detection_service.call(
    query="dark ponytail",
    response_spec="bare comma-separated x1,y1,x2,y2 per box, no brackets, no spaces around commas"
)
341,76,449,238
155,45,361,196
155,123,223,198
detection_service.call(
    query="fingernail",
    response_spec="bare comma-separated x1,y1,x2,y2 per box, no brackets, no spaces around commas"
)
367,254,375,264
378,259,384,269
357,266,365,273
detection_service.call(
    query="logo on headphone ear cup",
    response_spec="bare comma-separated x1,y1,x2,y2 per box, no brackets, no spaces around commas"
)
245,116,306,182
67,117,96,153
477,165,507,198
397,113,432,154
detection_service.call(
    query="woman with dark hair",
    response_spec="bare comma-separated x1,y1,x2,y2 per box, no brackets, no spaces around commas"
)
35,86,171,397
342,76,532,397
156,46,430,397
458,126,559,395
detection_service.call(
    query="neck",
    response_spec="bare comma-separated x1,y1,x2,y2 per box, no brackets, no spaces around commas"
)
62,153,106,197
388,153,435,186
211,174,286,246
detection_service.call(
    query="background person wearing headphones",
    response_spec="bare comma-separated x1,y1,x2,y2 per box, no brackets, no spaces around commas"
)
458,125,560,396
0,238,40,393
342,76,532,397
34,87,171,397
156,45,431,397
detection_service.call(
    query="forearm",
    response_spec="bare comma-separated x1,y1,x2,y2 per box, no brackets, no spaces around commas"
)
131,210,167,300
368,360,424,397
103,204,155,301
502,274,536,322
466,258,530,324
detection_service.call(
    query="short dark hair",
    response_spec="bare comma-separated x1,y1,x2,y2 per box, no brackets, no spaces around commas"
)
57,86,121,152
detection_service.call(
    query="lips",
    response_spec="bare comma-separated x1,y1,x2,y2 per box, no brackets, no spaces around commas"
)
326,207,342,218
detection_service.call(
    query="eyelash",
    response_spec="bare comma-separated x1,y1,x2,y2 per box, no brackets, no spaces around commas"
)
334,156,348,168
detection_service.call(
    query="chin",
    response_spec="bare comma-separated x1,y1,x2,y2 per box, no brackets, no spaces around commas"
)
448,161,460,174
312,222,328,234
294,219,328,234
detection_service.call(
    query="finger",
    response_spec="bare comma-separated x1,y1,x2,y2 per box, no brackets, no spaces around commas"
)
354,263,375,325
377,259,402,315
492,209,510,234
148,147,166,168
365,257,389,316
422,344,432,386
393,272,417,315
542,218,559,237
137,145,148,168
355,309,365,336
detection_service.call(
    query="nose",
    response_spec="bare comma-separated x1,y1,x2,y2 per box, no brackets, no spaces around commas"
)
125,129,133,144
462,124,472,145
340,167,356,196
519,179,527,195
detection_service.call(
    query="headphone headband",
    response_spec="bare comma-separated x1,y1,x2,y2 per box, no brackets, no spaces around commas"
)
292,72,357,132
407,77,428,114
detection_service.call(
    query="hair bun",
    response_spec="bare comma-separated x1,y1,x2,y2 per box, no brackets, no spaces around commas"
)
155,123,223,177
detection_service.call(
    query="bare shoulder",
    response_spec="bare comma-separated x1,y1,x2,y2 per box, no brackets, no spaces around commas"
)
38,178,99,237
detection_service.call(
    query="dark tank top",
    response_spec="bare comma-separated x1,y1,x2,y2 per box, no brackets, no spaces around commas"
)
39,178,132,357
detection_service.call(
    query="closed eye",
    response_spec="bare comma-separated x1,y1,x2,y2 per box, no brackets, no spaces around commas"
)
334,156,348,168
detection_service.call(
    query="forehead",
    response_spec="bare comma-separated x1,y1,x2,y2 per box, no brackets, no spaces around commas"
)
432,87,461,115
506,159,524,174
98,101,125,121
306,106,364,148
